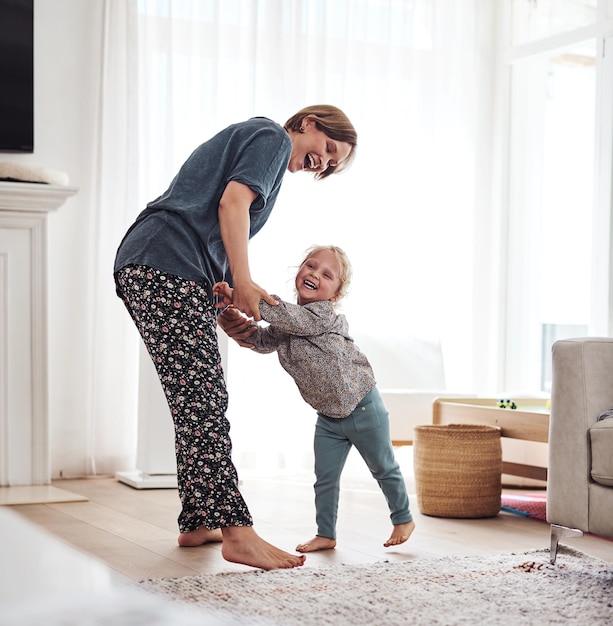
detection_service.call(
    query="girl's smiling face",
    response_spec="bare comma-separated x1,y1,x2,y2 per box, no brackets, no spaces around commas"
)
287,117,352,175
295,249,342,305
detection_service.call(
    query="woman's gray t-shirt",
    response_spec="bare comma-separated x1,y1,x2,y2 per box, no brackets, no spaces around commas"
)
114,117,291,295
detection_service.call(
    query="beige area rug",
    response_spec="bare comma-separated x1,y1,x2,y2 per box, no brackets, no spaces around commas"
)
0,485,87,505
136,547,612,625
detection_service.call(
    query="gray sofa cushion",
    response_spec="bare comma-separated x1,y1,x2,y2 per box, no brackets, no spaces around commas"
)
590,418,613,487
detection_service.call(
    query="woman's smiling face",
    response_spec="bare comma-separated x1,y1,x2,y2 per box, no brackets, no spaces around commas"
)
295,249,342,305
287,117,352,175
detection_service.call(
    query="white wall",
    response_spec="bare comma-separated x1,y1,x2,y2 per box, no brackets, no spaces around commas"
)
3,1,534,478
7,1,108,477
9,2,460,480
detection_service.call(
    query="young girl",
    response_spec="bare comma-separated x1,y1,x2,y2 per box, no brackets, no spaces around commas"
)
214,245,415,552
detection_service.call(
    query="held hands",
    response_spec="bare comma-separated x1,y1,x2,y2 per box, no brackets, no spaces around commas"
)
213,280,277,347
213,281,254,346
235,280,278,321
217,306,257,348
213,279,278,321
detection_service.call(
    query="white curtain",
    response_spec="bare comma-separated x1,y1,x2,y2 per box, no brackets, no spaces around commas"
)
85,2,141,475
87,0,498,475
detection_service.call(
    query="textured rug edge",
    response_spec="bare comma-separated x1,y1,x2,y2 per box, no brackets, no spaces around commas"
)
132,546,612,626
134,544,599,585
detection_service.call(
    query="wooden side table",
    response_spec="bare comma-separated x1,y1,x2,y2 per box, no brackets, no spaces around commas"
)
432,397,549,481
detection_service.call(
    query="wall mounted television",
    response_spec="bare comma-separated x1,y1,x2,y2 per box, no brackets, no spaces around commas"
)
0,0,34,153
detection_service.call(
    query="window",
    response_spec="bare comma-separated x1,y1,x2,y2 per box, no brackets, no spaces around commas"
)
504,1,613,391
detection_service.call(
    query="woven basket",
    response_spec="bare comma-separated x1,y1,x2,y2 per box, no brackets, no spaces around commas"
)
413,424,502,518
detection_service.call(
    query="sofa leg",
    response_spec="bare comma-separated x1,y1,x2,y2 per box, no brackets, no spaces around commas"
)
550,524,583,564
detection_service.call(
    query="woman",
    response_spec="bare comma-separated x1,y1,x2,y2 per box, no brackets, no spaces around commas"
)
114,105,357,570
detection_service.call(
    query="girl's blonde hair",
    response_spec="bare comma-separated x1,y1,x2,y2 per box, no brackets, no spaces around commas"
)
284,105,358,180
297,244,352,304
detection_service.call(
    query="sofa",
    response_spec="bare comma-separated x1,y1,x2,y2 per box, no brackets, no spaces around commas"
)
547,337,613,562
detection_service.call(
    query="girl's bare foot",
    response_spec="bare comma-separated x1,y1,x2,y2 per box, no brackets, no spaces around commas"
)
178,526,224,547
221,526,306,570
296,536,336,553
384,520,415,547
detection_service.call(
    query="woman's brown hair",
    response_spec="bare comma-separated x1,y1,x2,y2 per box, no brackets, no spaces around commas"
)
285,105,358,180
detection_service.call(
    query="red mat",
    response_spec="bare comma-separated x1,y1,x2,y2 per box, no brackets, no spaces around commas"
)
501,492,613,543
501,492,547,521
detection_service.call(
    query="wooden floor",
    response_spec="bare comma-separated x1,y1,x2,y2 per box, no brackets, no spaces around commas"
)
8,447,613,582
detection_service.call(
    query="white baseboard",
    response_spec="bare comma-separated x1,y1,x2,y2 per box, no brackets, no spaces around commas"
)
115,471,177,490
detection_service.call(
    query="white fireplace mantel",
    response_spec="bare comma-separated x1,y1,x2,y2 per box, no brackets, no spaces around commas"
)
0,181,78,212
0,181,78,486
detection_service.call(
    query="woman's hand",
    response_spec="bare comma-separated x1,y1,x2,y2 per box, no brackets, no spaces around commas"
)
213,279,277,320
231,279,278,321
217,305,257,347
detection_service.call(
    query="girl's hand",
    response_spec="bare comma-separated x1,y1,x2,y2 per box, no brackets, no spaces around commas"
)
213,281,234,308
217,305,257,347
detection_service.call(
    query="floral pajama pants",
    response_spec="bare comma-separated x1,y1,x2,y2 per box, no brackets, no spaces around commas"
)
115,264,253,532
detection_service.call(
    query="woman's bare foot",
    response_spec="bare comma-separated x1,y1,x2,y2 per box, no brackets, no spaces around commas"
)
296,536,336,553
221,526,306,570
178,526,223,547
384,520,415,547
